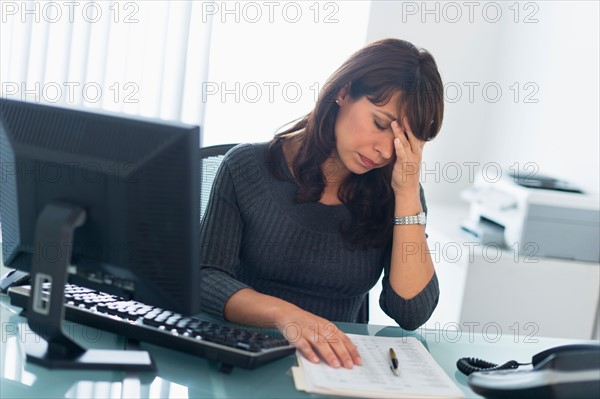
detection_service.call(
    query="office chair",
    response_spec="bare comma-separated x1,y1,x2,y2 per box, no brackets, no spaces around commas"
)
197,143,369,323
357,296,369,324
198,143,238,222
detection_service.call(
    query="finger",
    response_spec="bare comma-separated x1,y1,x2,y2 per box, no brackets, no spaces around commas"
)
401,117,417,152
392,120,409,150
391,120,408,144
401,117,425,154
295,338,321,364
394,136,408,163
311,334,342,368
329,340,354,369
339,334,362,366
317,324,362,368
322,327,356,369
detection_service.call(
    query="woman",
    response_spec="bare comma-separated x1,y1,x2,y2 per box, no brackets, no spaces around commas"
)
199,38,444,369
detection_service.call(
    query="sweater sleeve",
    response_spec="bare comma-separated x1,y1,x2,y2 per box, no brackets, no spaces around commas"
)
199,151,251,318
378,184,440,330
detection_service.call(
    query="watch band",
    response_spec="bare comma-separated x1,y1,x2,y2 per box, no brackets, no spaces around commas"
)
393,212,426,225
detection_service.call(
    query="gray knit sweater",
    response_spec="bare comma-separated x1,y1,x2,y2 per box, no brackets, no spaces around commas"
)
199,143,439,329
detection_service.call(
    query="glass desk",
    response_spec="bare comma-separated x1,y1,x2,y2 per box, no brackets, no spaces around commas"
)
1,293,596,399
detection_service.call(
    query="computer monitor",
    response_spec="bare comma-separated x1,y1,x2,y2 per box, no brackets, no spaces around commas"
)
0,98,201,369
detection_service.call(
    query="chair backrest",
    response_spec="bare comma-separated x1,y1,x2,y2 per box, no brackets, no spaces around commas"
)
199,144,238,222
357,295,369,324
198,142,369,323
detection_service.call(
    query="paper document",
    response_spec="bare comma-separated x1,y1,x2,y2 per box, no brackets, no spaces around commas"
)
292,334,464,398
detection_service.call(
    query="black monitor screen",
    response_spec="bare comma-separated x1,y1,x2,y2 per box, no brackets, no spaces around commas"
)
0,99,201,315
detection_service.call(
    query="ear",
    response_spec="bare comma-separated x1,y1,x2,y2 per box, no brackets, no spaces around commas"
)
336,84,350,104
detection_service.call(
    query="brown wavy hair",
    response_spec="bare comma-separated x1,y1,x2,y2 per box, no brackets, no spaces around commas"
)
266,38,444,249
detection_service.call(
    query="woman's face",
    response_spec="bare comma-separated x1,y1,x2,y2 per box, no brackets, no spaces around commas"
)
332,92,400,177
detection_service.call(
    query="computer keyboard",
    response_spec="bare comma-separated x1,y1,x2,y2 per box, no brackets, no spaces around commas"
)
7,284,295,371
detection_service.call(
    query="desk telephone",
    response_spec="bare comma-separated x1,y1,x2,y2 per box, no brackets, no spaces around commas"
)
458,344,600,399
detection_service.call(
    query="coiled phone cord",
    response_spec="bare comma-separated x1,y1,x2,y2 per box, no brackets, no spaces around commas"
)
456,357,531,376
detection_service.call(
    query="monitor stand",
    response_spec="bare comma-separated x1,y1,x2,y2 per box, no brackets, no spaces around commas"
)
24,202,155,371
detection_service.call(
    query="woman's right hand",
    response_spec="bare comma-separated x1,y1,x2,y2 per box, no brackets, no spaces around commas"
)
276,306,363,369
223,288,362,369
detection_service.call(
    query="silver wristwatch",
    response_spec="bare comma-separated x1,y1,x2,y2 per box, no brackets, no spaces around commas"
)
393,212,427,225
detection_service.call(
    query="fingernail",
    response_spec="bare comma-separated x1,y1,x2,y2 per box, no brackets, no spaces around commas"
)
311,356,320,363
356,357,363,366
344,360,353,369
332,360,341,368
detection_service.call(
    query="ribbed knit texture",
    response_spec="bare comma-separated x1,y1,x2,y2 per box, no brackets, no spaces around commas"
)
199,143,439,329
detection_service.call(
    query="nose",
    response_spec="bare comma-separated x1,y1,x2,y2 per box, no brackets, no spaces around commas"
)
374,136,394,162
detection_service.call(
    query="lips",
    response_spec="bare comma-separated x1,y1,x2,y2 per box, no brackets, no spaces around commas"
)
359,154,379,169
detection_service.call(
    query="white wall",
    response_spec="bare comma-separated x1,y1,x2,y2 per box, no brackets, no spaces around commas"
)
482,2,599,195
367,1,599,204
203,1,372,146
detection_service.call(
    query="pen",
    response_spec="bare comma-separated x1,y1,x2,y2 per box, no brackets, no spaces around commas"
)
389,348,400,376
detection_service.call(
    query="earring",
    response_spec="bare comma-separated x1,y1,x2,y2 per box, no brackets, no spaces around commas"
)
335,99,340,104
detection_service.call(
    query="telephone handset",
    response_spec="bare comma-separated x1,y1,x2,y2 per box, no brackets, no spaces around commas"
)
458,344,600,399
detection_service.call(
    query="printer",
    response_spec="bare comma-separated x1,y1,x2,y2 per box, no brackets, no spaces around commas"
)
461,171,599,263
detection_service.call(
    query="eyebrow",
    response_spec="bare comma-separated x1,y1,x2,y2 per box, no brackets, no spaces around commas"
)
375,110,397,121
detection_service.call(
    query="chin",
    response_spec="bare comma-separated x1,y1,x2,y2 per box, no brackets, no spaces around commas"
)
350,164,371,175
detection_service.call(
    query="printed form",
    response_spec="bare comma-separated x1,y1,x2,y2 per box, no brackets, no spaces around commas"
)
292,334,464,398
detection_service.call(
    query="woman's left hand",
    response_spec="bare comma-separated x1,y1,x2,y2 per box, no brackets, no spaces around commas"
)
390,117,425,196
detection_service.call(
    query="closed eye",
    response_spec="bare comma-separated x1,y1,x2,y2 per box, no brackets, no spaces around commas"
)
373,119,388,131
